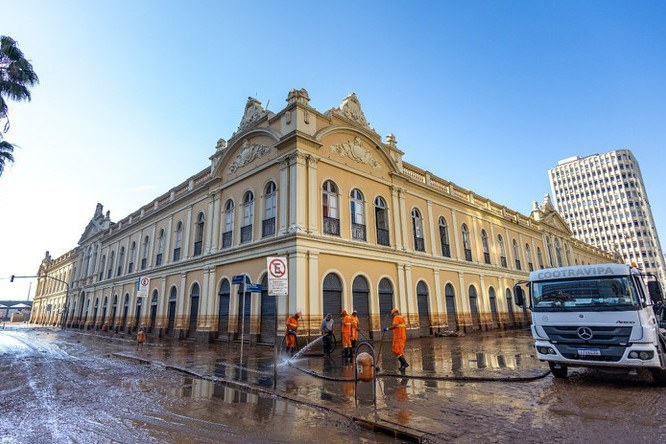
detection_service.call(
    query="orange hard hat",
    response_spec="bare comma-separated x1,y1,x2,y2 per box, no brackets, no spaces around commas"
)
391,308,399,315
340,310,347,316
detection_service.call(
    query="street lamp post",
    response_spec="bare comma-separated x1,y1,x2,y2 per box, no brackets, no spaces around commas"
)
11,274,70,329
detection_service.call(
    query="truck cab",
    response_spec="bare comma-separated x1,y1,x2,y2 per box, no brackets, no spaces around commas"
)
515,264,666,383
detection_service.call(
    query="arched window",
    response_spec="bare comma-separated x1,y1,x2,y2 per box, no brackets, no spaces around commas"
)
537,247,544,269
322,180,340,235
91,246,98,276
445,283,457,330
129,241,136,273
117,246,125,276
546,236,554,267
174,222,183,260
412,208,425,252
554,238,563,267
194,212,205,255
350,189,366,241
525,244,533,271
374,196,390,246
98,255,106,281
498,235,507,268
439,217,450,257
222,200,234,248
141,235,149,270
565,245,572,266
513,239,521,270
85,247,92,276
263,181,277,237
462,223,472,261
481,229,490,264
241,191,254,243
156,229,165,265
107,251,115,279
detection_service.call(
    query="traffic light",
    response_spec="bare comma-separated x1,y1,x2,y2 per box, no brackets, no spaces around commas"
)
10,275,15,282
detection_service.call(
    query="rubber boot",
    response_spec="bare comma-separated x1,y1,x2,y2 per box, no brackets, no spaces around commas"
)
398,356,409,371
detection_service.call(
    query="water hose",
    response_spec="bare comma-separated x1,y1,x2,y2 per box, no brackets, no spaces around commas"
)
288,360,551,383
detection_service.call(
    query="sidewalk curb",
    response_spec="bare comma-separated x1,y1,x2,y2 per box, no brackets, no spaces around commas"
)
112,352,435,443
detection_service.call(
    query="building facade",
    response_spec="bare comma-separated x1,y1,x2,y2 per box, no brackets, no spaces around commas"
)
31,89,615,341
549,150,666,286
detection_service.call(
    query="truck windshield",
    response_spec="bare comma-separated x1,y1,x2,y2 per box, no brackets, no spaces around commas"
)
532,276,640,312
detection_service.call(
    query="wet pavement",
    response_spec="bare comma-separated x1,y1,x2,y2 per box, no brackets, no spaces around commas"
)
3,325,666,443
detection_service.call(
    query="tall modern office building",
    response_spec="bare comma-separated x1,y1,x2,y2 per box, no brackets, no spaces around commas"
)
549,149,666,286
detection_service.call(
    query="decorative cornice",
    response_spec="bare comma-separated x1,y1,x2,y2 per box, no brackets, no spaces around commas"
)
329,137,379,168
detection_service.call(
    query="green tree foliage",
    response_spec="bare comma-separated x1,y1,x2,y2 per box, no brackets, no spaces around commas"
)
0,35,38,176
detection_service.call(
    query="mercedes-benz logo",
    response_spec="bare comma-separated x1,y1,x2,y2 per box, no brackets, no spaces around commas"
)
577,327,593,340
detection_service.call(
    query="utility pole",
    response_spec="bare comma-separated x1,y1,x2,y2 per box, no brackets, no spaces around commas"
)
11,274,70,329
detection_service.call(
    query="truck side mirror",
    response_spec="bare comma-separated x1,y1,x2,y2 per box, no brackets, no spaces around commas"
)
514,286,525,307
648,281,664,304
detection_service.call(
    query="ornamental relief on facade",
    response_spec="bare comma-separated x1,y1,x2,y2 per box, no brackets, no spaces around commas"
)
228,140,271,174
329,136,380,168
335,93,370,128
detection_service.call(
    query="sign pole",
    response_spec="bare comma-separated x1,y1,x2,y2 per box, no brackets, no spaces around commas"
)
273,294,279,388
239,275,246,368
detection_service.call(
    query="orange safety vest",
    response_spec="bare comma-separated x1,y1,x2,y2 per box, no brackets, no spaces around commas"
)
351,316,359,340
286,316,299,332
392,315,406,340
341,315,353,335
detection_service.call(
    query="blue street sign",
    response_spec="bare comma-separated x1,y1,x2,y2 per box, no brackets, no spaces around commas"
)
247,283,262,293
232,275,245,285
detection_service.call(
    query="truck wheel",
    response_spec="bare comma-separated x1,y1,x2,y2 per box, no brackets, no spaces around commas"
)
549,362,568,379
651,368,666,386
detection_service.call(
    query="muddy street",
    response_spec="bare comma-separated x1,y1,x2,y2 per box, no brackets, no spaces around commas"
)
0,327,388,443
2,326,666,443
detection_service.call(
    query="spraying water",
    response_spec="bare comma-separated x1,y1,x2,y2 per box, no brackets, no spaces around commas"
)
290,335,325,361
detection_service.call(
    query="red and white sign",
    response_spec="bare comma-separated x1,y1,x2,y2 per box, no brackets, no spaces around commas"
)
137,276,151,298
267,256,288,296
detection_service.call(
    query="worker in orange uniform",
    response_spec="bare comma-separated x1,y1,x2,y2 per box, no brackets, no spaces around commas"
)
351,311,359,349
383,308,409,371
340,310,353,362
285,311,301,356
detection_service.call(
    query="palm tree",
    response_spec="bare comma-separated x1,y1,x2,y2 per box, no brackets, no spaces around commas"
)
0,35,38,176
0,141,13,175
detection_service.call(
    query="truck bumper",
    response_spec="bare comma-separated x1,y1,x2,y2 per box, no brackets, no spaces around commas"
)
534,339,663,369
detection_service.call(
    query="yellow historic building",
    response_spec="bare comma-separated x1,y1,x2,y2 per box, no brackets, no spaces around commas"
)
31,89,615,342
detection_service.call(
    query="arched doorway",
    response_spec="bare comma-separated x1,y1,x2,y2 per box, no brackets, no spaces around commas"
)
488,287,499,328
352,275,370,336
468,285,481,330
189,283,200,337
323,273,343,337
77,292,85,327
166,287,177,335
445,284,457,331
416,281,431,337
92,298,99,329
378,278,394,322
259,275,276,344
218,279,230,339
110,295,117,327
506,288,515,325
237,276,251,338
102,297,108,326
121,294,129,332
149,290,158,333
134,296,143,332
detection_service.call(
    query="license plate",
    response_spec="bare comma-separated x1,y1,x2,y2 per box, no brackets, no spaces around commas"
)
577,348,601,356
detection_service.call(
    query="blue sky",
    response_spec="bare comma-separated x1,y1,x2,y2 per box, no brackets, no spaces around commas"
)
1,1,665,299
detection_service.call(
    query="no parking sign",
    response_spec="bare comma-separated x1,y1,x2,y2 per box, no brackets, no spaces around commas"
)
267,256,288,296
137,276,150,298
